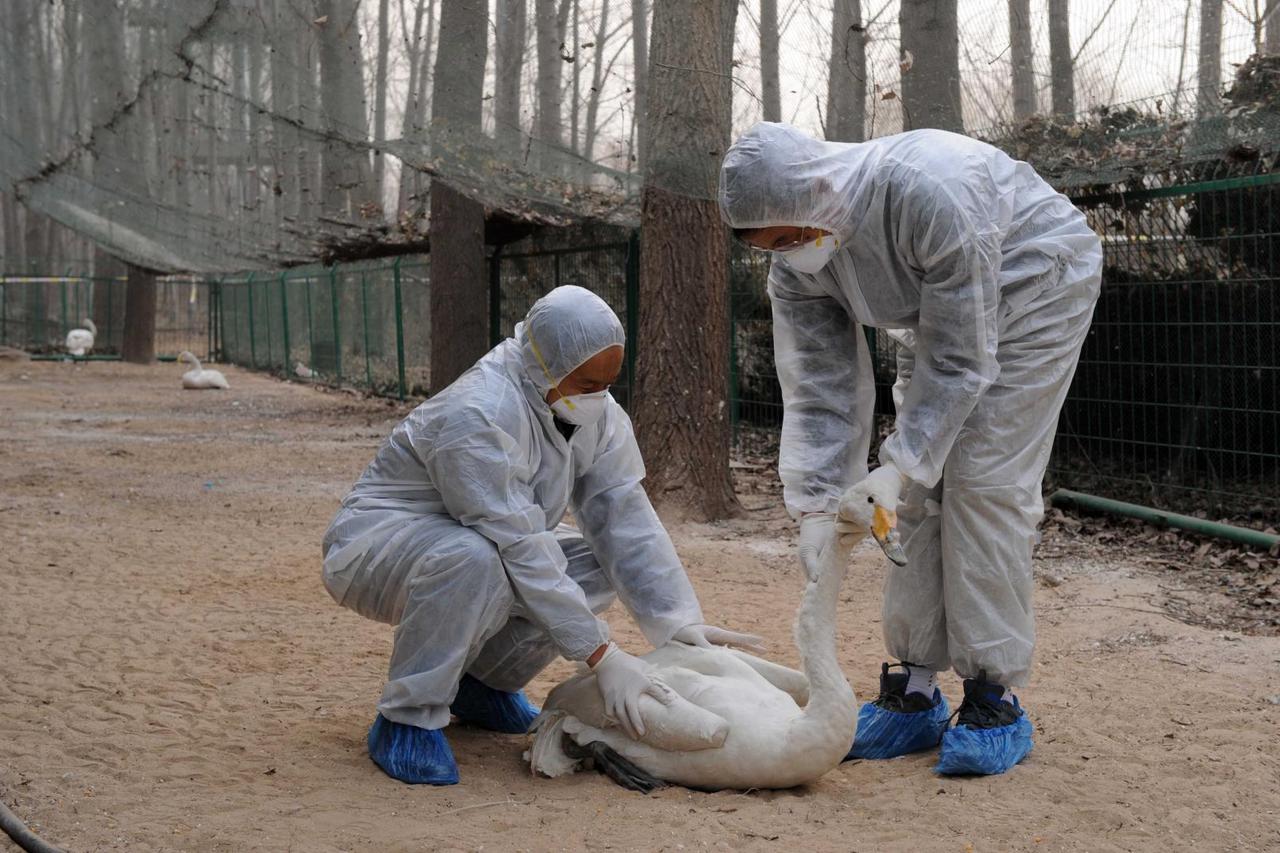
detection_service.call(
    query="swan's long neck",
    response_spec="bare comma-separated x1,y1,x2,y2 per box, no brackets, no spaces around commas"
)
793,541,856,737
187,354,203,372
84,318,97,336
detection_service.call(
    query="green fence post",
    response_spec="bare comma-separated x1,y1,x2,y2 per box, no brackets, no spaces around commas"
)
360,268,372,391
246,272,257,368
263,272,275,370
393,257,406,401
625,231,640,410
304,273,315,372
330,265,342,382
60,278,67,340
1,281,6,346
279,272,290,374
217,278,226,362
729,269,739,436
489,246,503,346
106,277,114,350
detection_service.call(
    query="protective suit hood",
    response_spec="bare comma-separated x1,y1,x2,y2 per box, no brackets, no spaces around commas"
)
517,285,625,395
718,121,875,238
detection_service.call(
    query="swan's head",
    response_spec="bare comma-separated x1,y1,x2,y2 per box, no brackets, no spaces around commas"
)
837,478,908,565
177,351,197,366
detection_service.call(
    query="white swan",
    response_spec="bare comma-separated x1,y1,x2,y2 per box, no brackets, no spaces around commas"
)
177,351,230,390
65,318,97,356
528,535,858,792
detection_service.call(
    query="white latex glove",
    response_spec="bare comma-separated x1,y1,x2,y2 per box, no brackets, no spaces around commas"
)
673,623,767,655
591,643,673,739
836,464,908,540
797,512,838,583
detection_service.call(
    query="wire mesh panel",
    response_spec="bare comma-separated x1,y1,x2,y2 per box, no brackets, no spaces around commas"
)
218,257,430,399
1054,172,1280,520
0,274,209,358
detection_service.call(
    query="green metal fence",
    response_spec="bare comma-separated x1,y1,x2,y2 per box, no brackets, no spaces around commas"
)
727,170,1280,523
203,171,1279,525
214,257,430,398
0,274,213,358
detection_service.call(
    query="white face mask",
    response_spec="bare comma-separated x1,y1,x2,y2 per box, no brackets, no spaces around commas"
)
777,235,839,274
551,390,609,426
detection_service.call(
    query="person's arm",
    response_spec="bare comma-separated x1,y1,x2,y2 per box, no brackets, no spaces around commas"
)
420,406,608,662
571,404,703,648
768,262,877,518
878,174,1001,488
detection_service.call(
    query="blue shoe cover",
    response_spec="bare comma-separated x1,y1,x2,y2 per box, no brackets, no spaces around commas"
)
449,673,540,734
935,705,1034,776
845,690,951,761
367,714,459,785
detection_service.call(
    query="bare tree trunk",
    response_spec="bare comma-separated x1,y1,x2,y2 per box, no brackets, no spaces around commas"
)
121,264,156,364
374,0,391,197
396,0,434,215
899,0,962,131
1047,0,1074,117
1198,0,1223,116
634,0,740,520
826,0,865,141
315,0,375,217
760,0,781,122
495,0,528,148
428,0,489,392
1265,0,1280,54
571,0,581,154
1009,0,1035,120
582,0,610,160
535,0,570,148
631,0,648,168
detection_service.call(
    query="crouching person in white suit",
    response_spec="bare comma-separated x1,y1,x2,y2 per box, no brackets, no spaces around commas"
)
322,285,760,784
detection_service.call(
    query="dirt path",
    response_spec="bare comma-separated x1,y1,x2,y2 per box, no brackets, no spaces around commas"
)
2,361,1278,852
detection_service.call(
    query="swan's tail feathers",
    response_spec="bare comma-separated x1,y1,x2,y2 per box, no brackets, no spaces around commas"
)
565,739,667,794
527,711,582,779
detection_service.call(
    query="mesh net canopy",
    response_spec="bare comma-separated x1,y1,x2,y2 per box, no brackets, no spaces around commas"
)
2,1,1280,274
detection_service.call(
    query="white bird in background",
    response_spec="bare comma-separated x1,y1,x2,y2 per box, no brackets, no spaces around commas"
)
528,533,861,793
177,351,230,390
294,361,318,379
65,318,97,356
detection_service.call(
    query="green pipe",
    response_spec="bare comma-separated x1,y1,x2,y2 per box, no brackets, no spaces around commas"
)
1049,489,1280,551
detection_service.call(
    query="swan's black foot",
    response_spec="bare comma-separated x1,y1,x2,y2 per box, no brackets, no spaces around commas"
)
565,738,666,794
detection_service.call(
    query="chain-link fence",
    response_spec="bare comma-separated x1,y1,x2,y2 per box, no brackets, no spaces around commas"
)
0,274,212,359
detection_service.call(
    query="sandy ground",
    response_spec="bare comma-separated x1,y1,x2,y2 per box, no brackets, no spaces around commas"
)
2,360,1279,853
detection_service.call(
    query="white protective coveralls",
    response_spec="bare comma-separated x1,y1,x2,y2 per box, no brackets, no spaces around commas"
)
322,286,703,729
719,122,1102,687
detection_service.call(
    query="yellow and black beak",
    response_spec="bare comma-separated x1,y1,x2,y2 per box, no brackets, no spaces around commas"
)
871,505,909,567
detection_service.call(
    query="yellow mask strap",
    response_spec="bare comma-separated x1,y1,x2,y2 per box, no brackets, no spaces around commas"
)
528,335,576,411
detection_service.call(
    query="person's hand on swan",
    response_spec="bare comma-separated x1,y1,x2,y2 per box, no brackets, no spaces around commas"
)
797,511,841,582
672,623,766,655
588,642,673,739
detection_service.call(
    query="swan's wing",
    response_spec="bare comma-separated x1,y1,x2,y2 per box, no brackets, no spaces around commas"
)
541,666,730,752
726,650,810,706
